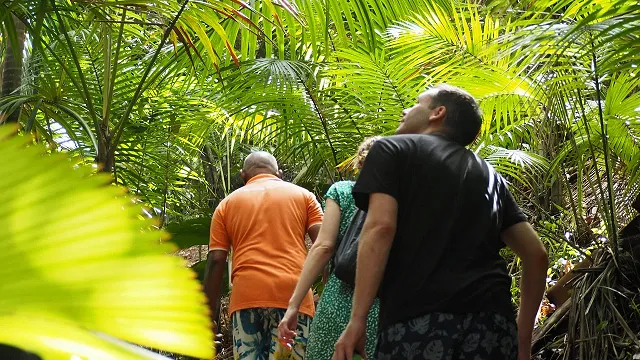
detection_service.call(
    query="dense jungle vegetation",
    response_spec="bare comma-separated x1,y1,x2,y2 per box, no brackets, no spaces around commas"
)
1,0,639,358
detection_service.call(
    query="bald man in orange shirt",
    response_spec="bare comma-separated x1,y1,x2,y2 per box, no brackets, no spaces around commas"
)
204,151,323,360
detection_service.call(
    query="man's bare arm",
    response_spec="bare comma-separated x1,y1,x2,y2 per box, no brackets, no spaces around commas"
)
501,222,548,360
203,250,228,330
351,193,398,319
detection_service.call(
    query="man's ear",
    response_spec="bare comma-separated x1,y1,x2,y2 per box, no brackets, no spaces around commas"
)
429,105,447,125
240,170,248,184
276,169,283,179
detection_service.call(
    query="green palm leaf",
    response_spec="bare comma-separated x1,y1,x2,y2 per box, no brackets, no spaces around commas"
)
476,144,550,188
0,127,213,359
1,313,175,360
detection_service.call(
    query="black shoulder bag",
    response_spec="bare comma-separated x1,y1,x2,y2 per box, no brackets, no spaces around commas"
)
333,209,367,287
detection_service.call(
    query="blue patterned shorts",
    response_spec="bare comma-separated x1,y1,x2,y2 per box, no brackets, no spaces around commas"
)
232,308,312,360
376,312,518,360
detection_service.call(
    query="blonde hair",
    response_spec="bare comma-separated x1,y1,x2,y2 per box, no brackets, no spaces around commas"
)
356,136,382,170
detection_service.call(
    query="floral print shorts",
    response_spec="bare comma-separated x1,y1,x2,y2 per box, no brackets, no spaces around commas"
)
232,308,312,360
376,312,518,360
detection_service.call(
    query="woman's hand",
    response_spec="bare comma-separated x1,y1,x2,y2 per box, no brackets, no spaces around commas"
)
332,316,367,360
277,308,299,349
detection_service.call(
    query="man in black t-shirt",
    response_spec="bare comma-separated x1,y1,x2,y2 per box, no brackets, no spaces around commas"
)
332,84,548,360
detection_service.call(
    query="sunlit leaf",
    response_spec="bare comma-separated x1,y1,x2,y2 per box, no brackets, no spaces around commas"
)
0,127,213,359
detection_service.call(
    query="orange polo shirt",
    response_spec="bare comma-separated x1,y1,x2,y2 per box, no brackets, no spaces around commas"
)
209,174,323,317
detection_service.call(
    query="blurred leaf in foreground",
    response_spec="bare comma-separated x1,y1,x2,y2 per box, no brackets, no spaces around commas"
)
0,127,214,359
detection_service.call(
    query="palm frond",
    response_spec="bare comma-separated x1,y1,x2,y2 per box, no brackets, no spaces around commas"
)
0,127,213,359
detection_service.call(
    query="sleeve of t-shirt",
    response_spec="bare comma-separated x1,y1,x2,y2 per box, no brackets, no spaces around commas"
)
306,192,324,230
209,203,230,252
501,185,528,231
324,182,344,209
352,139,400,211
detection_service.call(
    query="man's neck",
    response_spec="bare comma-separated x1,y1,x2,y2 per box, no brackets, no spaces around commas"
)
244,172,279,185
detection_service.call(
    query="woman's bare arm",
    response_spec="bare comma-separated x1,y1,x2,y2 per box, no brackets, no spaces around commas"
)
288,199,342,310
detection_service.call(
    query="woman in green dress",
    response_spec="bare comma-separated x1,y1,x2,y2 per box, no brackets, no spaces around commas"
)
278,137,381,360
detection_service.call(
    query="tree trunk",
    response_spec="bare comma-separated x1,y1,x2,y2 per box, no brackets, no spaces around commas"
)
538,110,564,215
96,126,114,173
200,145,218,209
1,15,27,124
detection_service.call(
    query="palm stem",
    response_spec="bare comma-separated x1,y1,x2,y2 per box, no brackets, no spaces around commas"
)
591,38,618,255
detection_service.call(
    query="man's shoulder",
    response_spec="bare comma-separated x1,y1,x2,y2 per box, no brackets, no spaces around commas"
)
279,180,314,194
218,182,315,213
222,187,245,200
215,192,235,209
217,185,256,205
466,155,513,197
256,179,316,200
368,135,415,155
378,134,418,145
472,154,504,180
386,134,424,141
378,134,446,148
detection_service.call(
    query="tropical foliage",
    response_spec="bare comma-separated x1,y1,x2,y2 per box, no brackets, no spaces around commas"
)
0,126,213,359
2,0,640,358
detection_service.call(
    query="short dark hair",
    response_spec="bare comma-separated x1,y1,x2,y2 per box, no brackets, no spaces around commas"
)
429,84,482,146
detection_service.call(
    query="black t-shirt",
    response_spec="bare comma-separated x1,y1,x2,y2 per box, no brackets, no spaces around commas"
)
353,134,527,330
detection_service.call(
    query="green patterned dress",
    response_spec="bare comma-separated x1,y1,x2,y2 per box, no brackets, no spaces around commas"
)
305,181,380,360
